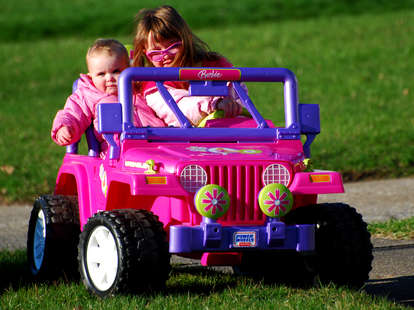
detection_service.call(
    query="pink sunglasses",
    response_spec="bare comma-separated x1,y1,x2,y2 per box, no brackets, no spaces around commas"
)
145,41,182,62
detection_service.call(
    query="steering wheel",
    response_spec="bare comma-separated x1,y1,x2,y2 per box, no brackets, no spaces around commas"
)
197,108,251,128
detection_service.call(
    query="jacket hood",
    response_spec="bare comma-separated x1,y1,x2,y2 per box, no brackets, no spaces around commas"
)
77,74,117,105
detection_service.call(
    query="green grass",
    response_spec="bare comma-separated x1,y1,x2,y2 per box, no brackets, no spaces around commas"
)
368,217,414,240
0,250,409,310
2,0,414,42
1,2,413,204
2,216,414,308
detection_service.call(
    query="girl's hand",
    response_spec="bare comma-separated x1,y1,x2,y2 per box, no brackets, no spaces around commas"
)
56,126,75,146
216,98,241,117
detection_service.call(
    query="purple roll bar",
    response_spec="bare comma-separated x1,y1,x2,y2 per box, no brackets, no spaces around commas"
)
118,67,299,130
98,67,320,159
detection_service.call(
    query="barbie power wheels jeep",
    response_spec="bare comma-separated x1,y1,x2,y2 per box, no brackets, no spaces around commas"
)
27,67,373,296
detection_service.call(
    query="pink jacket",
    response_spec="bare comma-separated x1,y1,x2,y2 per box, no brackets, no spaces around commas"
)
141,57,243,127
144,86,222,127
133,94,167,127
51,74,165,151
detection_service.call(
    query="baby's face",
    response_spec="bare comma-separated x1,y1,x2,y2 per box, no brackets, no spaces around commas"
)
88,53,129,95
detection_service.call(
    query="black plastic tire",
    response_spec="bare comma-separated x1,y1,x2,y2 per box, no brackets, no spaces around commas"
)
78,209,171,297
27,195,80,278
284,203,373,288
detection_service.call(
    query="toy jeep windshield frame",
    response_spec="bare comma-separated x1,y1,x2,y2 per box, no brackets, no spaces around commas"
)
98,67,320,160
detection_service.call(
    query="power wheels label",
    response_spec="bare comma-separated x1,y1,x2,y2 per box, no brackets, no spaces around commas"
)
233,231,257,248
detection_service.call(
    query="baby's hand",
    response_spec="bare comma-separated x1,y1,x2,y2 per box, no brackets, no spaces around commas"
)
56,126,75,146
216,98,241,117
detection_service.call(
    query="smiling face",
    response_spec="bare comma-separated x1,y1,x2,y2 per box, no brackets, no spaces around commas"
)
87,53,129,95
145,32,183,67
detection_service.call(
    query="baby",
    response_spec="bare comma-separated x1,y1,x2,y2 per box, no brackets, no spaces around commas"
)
51,39,129,150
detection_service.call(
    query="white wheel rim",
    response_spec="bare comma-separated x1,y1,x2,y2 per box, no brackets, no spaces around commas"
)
86,226,119,291
33,209,46,271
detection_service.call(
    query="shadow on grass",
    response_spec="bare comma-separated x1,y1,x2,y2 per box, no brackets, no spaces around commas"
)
364,276,414,308
166,265,239,295
166,263,315,296
170,266,414,308
0,250,34,292
0,250,79,294
0,252,236,297
0,253,329,296
4,249,412,308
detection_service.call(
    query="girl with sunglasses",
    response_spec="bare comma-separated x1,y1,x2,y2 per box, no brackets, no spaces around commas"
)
132,5,243,127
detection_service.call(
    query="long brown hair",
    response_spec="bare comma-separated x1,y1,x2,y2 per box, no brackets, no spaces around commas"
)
132,5,221,68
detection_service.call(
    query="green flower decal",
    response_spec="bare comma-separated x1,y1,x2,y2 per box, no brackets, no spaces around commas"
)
258,183,293,218
195,184,230,219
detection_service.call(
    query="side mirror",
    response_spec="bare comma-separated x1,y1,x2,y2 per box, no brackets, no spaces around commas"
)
299,103,320,158
98,103,122,134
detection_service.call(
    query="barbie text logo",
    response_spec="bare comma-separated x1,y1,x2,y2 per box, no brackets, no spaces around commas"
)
197,70,222,80
179,68,241,81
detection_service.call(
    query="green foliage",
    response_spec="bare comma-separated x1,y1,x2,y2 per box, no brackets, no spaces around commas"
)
0,251,408,309
2,0,414,42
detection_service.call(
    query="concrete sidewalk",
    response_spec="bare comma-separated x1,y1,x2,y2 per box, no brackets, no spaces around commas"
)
318,176,414,223
1,177,413,251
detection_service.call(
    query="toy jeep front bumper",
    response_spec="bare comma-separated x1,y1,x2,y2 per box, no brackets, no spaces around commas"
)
169,218,314,254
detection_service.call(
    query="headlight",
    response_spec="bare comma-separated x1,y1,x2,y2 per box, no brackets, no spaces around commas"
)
262,163,291,186
180,165,208,192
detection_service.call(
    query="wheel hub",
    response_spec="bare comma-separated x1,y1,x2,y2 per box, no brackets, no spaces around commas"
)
86,226,119,291
33,210,46,271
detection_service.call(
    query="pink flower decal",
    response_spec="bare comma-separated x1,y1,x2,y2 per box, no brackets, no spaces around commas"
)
264,189,290,216
202,188,227,215
258,184,293,218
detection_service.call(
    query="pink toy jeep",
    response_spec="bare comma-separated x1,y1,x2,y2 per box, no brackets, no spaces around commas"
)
27,67,373,297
